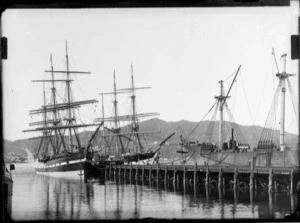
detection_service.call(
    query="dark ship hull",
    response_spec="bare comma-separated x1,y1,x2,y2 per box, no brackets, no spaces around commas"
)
84,160,106,176
123,152,156,163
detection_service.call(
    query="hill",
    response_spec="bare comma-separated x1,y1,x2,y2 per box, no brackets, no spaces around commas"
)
138,118,298,149
3,118,299,157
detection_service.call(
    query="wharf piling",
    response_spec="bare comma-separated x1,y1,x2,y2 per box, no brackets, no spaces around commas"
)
173,166,176,185
268,168,273,192
102,164,298,192
157,165,160,183
290,169,294,194
218,167,222,188
164,166,168,182
149,166,152,183
233,167,238,189
194,163,197,185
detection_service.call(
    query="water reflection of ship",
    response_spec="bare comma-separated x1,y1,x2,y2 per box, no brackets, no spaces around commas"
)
186,184,295,219
179,51,298,168
36,171,297,220
36,174,102,219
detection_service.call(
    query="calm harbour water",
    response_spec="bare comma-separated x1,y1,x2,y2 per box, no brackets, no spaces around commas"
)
11,163,297,220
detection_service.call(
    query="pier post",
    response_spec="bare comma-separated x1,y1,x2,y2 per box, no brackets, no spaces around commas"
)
290,169,294,194
268,168,273,192
250,162,254,189
136,165,138,181
142,166,145,181
233,168,238,189
105,166,108,180
218,167,222,188
274,180,277,191
130,164,132,183
157,165,160,183
109,165,112,179
194,163,197,188
205,167,209,185
173,166,176,185
124,165,127,181
183,167,186,187
119,165,121,179
149,166,152,183
114,166,116,181
164,166,168,183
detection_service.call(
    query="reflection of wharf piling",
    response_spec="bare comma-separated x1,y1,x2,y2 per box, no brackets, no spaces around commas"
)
105,164,298,192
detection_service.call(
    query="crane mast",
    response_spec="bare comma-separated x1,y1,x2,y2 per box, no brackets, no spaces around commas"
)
276,54,295,151
214,65,241,150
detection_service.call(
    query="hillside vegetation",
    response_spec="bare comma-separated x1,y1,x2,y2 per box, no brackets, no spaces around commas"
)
4,118,298,156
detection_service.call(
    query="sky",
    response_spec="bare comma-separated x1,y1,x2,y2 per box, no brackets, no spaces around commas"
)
2,3,299,141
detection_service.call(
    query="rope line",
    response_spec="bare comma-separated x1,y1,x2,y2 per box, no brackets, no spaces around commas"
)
287,77,299,124
257,82,281,152
240,71,260,142
188,101,218,139
203,100,219,143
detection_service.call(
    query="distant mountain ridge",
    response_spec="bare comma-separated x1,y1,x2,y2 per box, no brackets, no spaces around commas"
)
3,118,299,155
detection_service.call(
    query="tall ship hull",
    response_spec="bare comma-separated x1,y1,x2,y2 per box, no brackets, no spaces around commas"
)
35,154,86,175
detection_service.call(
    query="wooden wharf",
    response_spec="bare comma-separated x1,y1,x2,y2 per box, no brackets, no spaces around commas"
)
105,163,299,193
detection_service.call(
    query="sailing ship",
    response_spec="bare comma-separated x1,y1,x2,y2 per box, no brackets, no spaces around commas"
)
93,64,174,165
23,42,103,176
180,51,299,168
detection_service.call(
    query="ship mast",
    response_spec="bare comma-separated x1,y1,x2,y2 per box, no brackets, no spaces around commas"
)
43,79,47,127
113,71,120,130
100,93,106,154
101,93,105,130
65,41,73,153
50,54,60,154
113,70,125,155
276,53,295,151
215,80,228,150
131,64,137,129
130,64,143,153
24,42,99,157
94,65,160,155
214,65,241,150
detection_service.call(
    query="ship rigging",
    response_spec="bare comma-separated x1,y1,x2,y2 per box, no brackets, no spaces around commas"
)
23,41,103,175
